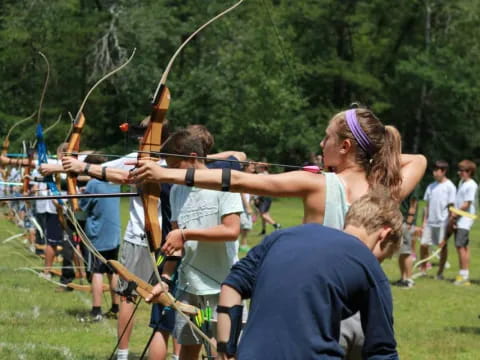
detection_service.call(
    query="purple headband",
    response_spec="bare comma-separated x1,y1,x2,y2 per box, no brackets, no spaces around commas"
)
345,109,375,156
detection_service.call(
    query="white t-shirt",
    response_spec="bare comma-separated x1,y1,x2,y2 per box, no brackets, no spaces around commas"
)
32,159,65,214
423,179,456,226
455,179,478,230
170,185,243,295
8,167,21,182
103,152,162,247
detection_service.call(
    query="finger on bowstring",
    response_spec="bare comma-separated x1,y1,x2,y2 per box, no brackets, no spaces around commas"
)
124,160,139,166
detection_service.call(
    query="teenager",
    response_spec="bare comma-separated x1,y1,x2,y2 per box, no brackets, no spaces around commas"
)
128,107,426,232
419,160,456,278
215,189,402,359
452,160,478,286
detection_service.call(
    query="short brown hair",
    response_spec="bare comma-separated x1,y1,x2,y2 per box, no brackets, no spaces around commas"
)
344,187,403,252
458,160,476,177
187,125,214,155
162,129,205,158
433,160,449,171
84,154,107,164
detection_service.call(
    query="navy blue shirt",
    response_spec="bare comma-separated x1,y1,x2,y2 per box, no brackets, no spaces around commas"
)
223,224,398,360
79,179,120,251
206,155,242,170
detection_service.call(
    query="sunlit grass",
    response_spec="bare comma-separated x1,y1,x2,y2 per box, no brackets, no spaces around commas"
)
1,197,480,359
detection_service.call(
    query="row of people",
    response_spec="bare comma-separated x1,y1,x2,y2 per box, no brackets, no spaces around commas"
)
2,106,426,359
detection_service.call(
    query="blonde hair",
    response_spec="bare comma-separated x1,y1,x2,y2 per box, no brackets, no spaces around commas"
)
331,108,402,200
344,187,403,252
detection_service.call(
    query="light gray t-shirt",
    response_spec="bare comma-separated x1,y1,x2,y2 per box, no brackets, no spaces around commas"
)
170,185,243,295
424,179,456,226
455,179,478,230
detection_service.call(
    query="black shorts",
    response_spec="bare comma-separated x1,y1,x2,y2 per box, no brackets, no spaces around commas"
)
255,197,272,214
455,229,470,247
46,213,63,246
88,247,119,274
150,304,176,333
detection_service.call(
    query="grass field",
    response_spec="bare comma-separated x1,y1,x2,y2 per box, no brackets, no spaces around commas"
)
1,197,480,359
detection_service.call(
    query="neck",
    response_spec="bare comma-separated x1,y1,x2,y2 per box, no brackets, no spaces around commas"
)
344,225,374,250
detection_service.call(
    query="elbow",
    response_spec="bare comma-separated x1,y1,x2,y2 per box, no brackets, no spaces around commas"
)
417,154,427,171
225,227,241,241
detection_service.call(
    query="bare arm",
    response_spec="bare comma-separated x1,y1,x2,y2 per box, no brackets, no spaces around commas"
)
208,151,247,162
62,157,130,184
459,201,472,212
129,160,323,199
161,213,241,255
399,154,427,200
39,163,65,176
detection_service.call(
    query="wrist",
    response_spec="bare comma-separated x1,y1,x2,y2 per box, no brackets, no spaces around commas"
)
83,163,91,175
180,229,187,243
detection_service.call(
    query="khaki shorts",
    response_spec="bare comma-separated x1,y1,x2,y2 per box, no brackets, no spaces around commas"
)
117,241,156,293
399,223,415,255
421,224,446,246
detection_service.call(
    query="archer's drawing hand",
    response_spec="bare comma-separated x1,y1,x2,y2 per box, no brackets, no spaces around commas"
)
161,229,185,256
126,160,163,183
38,163,54,176
145,282,168,303
61,157,84,174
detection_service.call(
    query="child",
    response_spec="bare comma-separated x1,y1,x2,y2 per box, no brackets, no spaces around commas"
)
419,160,456,277
215,189,402,359
452,160,478,285
153,129,244,360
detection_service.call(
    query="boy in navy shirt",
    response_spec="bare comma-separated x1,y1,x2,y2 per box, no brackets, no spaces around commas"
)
216,189,402,360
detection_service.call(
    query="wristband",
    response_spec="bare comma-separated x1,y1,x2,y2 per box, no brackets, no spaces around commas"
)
221,168,231,192
101,166,107,181
160,275,174,289
84,163,91,175
185,168,195,187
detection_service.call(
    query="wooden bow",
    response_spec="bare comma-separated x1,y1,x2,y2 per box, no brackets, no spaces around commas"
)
64,49,136,211
1,112,36,176
119,0,246,349
65,112,86,211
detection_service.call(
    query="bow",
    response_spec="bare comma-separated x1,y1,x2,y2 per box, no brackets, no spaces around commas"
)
1,112,36,176
122,0,246,350
64,49,136,211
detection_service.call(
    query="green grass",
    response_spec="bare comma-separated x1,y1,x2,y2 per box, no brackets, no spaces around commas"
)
1,197,480,359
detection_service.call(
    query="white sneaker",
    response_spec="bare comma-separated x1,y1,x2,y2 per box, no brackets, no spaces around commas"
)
445,261,451,269
38,272,52,280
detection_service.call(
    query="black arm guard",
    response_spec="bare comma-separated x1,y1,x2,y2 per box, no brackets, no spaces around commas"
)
216,304,243,357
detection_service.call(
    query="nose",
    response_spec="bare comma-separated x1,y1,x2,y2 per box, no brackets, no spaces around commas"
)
320,138,325,148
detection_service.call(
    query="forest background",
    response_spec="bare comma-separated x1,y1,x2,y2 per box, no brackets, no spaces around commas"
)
1,0,480,188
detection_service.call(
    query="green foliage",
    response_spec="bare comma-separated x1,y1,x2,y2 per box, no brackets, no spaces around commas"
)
1,0,480,169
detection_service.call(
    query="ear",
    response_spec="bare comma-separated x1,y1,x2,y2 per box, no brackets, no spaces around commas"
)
378,226,392,249
340,138,352,154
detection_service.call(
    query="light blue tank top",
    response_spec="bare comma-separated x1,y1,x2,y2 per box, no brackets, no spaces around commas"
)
323,172,350,230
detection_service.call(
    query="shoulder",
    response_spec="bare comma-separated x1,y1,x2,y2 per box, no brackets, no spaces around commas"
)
446,180,456,188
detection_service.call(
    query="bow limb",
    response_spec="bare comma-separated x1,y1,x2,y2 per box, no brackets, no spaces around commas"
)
22,51,51,195
64,49,136,211
65,113,86,211
107,260,199,315
1,112,36,178
137,1,245,350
